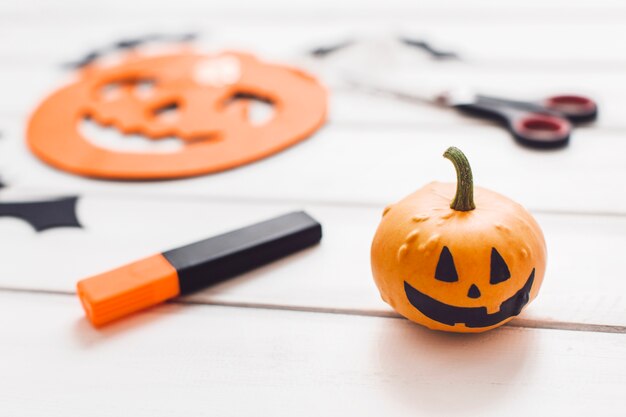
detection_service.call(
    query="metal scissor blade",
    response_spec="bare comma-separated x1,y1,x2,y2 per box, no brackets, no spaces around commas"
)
341,70,453,108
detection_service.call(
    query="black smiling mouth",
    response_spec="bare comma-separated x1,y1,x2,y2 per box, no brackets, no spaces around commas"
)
404,269,535,328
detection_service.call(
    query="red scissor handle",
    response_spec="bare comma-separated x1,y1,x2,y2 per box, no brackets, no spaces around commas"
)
511,113,572,148
543,95,598,123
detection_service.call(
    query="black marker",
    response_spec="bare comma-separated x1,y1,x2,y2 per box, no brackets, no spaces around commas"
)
77,211,322,326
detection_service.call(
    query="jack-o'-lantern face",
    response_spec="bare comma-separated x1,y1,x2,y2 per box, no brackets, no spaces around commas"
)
27,51,327,179
403,245,535,329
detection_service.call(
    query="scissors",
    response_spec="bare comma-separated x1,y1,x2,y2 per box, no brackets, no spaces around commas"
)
309,35,599,149
347,78,598,149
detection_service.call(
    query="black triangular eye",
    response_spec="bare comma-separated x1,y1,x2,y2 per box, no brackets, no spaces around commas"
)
435,246,458,282
490,248,511,284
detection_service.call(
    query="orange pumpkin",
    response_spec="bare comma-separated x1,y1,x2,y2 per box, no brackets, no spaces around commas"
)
371,147,546,333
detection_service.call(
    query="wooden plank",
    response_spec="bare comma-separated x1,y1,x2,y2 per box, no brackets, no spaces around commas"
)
0,62,626,121
0,291,624,416
1,17,626,67
0,196,624,327
0,115,624,214
0,65,623,126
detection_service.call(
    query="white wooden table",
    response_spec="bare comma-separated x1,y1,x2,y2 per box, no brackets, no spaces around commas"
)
1,1,625,415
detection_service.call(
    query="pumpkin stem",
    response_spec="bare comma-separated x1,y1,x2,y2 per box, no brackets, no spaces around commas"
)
443,147,476,211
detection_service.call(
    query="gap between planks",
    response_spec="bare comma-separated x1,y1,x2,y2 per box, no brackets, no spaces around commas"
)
9,186,626,218
1,286,624,335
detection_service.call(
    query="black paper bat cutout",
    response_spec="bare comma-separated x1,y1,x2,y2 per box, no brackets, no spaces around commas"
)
310,37,459,60
310,40,354,57
0,196,82,232
398,37,459,60
64,32,198,69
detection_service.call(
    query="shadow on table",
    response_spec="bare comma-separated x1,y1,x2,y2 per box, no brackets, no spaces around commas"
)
372,318,536,415
70,302,186,348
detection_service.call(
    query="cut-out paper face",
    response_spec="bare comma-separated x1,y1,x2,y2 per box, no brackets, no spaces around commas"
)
27,51,327,179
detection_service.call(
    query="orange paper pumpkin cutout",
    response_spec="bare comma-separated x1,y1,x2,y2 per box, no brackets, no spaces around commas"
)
27,51,327,179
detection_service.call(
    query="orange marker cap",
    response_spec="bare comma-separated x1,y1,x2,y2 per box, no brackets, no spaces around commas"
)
77,254,180,327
